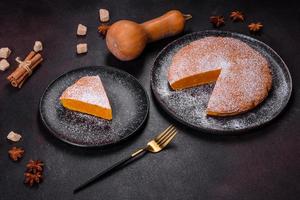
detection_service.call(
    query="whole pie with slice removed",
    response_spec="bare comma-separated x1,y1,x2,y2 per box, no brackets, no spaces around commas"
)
60,76,112,120
168,36,272,116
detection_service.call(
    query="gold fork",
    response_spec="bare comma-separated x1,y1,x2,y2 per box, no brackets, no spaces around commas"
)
74,125,177,193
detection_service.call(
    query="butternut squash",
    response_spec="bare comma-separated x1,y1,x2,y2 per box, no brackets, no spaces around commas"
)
99,10,192,61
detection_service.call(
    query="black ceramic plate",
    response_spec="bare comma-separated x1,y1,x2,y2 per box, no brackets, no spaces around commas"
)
40,66,149,147
151,30,292,134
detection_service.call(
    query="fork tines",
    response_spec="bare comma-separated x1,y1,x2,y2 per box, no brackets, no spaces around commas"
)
155,125,177,145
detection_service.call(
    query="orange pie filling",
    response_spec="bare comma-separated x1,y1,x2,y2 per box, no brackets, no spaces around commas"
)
59,76,113,120
60,99,112,120
170,69,221,90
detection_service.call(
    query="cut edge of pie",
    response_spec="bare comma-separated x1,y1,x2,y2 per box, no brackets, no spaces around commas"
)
60,76,112,120
169,69,221,90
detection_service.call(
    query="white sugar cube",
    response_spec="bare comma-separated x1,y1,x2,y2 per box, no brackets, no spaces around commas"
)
0,47,11,59
33,41,43,52
76,43,88,54
99,9,110,22
77,24,87,36
7,131,22,142
0,59,10,71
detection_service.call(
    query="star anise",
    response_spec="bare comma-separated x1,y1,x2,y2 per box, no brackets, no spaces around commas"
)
230,11,244,22
8,147,24,161
248,22,263,32
24,172,43,187
26,160,44,173
210,16,225,27
98,24,110,38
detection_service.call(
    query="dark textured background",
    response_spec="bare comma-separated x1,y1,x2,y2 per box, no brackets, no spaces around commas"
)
0,0,299,199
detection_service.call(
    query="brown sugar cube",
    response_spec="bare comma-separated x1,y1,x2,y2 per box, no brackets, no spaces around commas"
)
7,131,22,142
77,24,87,36
0,47,11,59
76,43,88,54
0,59,10,71
33,41,43,52
99,9,110,22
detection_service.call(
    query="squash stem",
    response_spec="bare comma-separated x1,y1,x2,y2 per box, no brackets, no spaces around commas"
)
98,24,110,38
183,14,192,20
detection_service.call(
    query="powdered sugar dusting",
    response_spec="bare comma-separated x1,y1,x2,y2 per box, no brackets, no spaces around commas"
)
168,37,272,115
151,31,292,132
40,67,149,146
60,76,111,109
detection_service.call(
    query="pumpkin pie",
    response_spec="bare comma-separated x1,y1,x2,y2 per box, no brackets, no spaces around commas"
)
60,76,112,120
168,36,272,116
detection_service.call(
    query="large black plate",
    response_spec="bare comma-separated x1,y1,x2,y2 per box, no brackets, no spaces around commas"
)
40,66,149,147
151,30,292,133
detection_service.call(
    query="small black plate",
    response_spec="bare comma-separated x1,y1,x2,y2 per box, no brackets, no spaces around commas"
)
40,66,149,147
151,30,292,134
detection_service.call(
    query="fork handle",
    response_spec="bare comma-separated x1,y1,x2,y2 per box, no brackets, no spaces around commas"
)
74,149,146,193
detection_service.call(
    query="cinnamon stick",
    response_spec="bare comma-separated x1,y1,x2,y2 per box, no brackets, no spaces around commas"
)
18,58,43,88
25,51,36,61
7,51,43,88
8,51,37,81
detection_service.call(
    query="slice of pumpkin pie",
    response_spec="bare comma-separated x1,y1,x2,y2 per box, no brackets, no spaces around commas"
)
60,76,112,120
